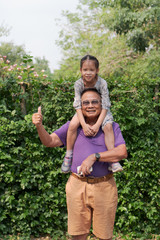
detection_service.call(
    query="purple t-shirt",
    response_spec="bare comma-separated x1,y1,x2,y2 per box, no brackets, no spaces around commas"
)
54,122,126,177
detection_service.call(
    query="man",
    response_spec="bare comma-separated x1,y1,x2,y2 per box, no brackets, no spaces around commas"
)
32,88,127,240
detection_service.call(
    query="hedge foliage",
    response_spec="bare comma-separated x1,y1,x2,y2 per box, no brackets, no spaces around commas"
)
0,52,160,239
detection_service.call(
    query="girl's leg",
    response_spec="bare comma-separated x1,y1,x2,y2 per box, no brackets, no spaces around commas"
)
61,115,80,173
103,123,123,173
103,123,114,150
67,115,80,151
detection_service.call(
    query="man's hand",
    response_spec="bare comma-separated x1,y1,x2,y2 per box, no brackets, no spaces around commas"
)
82,123,95,136
32,106,43,127
78,154,95,176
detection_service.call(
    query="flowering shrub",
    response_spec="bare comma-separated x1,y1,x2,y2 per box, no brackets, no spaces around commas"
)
0,55,48,83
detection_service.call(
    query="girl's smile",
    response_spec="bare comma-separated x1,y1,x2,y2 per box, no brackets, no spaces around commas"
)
80,60,99,87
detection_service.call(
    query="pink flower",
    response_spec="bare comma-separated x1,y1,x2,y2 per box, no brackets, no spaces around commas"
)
8,68,12,71
3,66,8,70
34,73,39,77
13,64,17,68
18,75,22,80
41,69,45,73
3,56,7,59
6,60,10,64
17,67,21,71
43,75,48,79
0,58,4,62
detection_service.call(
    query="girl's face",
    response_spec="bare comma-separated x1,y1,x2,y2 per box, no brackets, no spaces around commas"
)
80,60,99,84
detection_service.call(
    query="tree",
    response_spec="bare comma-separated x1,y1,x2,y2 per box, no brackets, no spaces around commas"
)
85,0,160,51
54,0,160,77
55,2,132,77
0,23,11,38
0,42,27,64
33,56,51,75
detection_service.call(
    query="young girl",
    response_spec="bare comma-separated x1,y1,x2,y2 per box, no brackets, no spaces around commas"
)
61,54,123,173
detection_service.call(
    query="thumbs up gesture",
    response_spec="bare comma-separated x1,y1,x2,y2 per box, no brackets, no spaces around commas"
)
32,106,43,127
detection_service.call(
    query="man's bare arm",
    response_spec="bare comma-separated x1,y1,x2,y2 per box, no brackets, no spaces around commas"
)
36,127,63,147
79,144,127,175
99,144,127,162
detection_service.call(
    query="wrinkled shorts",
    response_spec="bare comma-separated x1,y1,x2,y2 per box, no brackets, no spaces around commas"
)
65,174,118,239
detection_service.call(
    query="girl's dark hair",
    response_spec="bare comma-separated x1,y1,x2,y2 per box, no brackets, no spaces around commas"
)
80,55,99,69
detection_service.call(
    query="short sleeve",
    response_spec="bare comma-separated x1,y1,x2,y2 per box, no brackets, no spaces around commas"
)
73,79,84,109
113,122,126,147
54,121,70,146
100,80,111,110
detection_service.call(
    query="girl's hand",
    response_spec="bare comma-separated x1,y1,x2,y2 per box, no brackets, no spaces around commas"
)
82,124,95,136
90,124,100,136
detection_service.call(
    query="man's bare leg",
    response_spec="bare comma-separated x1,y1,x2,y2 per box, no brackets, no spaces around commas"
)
99,238,112,240
72,233,88,240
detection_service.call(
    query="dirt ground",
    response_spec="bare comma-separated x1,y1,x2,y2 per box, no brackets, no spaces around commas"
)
29,234,159,240
1,233,159,240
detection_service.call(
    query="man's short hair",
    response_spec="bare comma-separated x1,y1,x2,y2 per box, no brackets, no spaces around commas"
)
81,87,101,98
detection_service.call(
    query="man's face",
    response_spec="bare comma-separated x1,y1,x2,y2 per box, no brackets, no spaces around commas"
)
81,91,102,120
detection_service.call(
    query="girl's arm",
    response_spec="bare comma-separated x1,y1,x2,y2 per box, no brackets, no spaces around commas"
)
76,108,93,136
90,108,107,135
89,78,111,135
94,108,107,128
73,80,94,136
76,108,86,127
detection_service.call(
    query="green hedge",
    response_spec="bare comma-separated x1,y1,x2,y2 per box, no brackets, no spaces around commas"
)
0,54,160,239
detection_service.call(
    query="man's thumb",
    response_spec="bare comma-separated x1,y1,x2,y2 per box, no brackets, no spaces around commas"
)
38,106,41,114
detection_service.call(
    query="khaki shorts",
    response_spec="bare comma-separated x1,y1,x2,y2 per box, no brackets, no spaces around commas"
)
65,174,118,239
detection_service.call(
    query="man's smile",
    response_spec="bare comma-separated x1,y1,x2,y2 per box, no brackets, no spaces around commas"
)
86,109,96,112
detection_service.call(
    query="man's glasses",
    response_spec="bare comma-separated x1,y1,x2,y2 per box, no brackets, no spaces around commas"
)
81,99,101,106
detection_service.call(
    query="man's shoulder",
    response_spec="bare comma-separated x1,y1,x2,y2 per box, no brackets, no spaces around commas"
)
53,121,70,147
54,121,70,134
56,121,120,133
113,122,120,130
112,122,126,145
